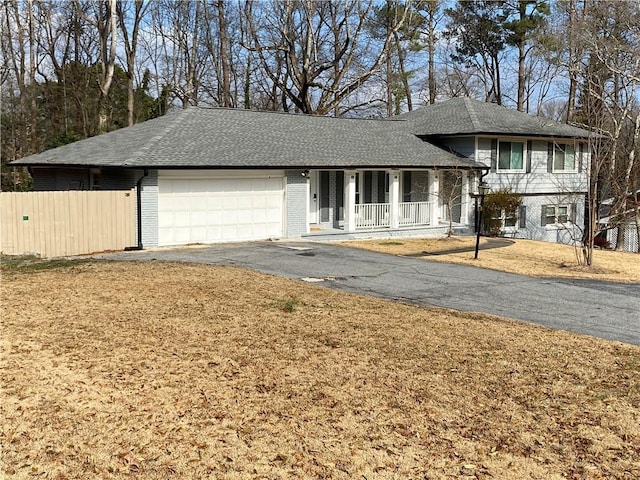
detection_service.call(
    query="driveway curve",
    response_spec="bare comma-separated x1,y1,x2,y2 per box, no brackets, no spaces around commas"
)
100,241,640,346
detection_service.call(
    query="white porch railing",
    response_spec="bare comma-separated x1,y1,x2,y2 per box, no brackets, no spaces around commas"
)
354,201,434,230
355,203,390,229
399,201,433,226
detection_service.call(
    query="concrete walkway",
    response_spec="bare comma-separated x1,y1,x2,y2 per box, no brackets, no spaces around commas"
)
99,241,640,346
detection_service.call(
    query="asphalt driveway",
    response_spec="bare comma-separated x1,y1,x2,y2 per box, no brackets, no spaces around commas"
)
100,241,640,346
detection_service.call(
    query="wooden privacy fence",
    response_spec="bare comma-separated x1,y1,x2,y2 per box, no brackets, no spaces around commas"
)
1,190,136,258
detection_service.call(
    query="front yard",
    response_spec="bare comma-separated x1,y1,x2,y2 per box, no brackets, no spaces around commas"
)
1,259,639,479
343,237,640,283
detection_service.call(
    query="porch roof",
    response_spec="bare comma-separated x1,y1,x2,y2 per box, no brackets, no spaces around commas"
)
12,107,481,170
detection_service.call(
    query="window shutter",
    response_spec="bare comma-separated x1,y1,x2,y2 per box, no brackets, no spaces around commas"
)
377,171,386,203
364,171,372,204
526,140,532,173
570,203,577,223
541,204,548,226
402,171,411,202
547,142,554,173
519,205,527,228
490,139,497,171
578,143,584,173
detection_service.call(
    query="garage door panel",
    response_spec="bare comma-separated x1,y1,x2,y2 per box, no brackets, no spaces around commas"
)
222,196,237,209
252,210,266,223
190,211,207,226
189,179,211,193
265,196,281,208
237,196,253,208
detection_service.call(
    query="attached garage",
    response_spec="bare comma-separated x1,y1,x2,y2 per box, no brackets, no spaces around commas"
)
158,170,285,246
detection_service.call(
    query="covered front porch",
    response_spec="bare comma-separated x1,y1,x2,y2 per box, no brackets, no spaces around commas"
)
305,169,477,235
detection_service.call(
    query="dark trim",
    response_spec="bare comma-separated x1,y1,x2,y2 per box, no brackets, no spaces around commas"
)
519,205,527,228
15,163,486,171
517,191,587,197
490,139,498,171
425,132,594,140
125,169,148,251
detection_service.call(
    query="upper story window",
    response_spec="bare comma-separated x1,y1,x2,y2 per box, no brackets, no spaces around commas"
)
498,140,525,171
553,143,577,171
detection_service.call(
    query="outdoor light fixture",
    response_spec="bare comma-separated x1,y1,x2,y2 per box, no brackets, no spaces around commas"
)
301,170,310,177
474,181,490,260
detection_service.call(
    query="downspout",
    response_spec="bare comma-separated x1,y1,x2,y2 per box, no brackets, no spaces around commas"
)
125,169,148,251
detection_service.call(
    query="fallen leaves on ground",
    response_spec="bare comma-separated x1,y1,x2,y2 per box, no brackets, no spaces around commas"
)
1,261,639,479
344,237,640,283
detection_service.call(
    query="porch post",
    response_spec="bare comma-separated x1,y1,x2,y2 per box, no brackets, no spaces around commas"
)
460,170,469,227
430,170,440,226
389,169,400,229
344,170,357,232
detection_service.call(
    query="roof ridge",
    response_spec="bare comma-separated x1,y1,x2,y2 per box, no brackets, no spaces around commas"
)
463,97,482,131
123,109,190,166
190,105,405,123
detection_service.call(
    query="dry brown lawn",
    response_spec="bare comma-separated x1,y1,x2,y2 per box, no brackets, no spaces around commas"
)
1,260,639,479
343,237,640,283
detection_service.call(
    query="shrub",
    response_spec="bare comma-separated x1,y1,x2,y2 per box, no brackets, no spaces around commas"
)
482,190,522,237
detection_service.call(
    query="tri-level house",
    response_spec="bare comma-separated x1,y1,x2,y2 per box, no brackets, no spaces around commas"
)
399,98,593,245
11,97,594,249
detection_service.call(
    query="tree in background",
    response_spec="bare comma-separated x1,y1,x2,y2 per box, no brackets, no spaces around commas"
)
445,0,550,110
117,0,150,126
242,0,409,115
445,0,507,105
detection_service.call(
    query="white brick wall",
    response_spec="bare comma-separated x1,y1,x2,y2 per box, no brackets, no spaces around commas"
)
285,170,308,237
140,170,158,247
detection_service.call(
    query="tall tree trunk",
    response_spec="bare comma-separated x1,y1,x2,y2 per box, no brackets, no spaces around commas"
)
393,29,411,113
27,0,37,152
517,41,525,111
97,0,117,133
428,7,436,104
117,0,148,127
217,0,232,107
565,0,577,122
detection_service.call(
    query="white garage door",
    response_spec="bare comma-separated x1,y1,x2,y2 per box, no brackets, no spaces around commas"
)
158,171,284,246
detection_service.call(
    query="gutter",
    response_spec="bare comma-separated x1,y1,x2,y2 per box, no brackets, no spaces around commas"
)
125,169,148,251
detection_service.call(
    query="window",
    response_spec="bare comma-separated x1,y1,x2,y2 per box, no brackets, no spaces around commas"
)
553,143,576,171
491,209,518,229
498,141,525,171
543,205,570,226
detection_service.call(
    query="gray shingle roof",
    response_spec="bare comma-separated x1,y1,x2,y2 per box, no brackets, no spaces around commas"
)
398,97,595,139
11,107,478,169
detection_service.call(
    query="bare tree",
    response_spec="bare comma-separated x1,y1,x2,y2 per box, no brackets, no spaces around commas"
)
243,0,409,115
148,0,210,108
440,170,465,237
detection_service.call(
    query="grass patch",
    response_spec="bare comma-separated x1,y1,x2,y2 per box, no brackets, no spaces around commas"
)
281,297,299,313
0,255,89,273
377,241,404,246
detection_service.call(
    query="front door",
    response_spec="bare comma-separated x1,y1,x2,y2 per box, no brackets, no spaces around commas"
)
308,170,318,224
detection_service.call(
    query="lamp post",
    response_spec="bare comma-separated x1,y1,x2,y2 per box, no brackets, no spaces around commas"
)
474,181,490,260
